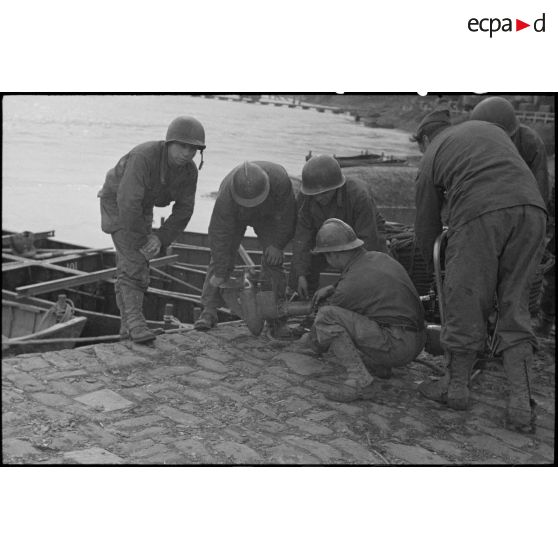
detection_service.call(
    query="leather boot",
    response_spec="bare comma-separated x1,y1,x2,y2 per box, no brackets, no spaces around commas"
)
447,352,475,410
120,287,155,344
194,310,218,331
326,331,376,402
418,351,475,410
360,353,392,379
503,343,536,433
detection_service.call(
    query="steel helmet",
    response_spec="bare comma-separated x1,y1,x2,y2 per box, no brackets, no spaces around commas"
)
166,116,206,149
411,109,451,142
301,155,345,195
231,162,270,207
312,218,364,253
470,97,519,136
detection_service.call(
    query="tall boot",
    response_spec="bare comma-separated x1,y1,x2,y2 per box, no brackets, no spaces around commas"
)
326,331,378,402
115,286,129,339
120,287,155,344
419,351,475,410
503,343,536,433
268,317,293,339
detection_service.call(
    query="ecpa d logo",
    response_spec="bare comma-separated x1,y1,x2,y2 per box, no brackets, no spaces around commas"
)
468,13,546,37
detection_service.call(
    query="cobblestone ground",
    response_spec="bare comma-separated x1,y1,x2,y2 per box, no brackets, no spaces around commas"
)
2,323,555,464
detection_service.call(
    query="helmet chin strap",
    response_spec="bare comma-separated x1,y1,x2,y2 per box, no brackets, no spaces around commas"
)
198,149,204,170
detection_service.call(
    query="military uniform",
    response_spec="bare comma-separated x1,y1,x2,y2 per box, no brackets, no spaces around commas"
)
513,124,550,208
415,120,547,355
98,140,198,333
311,248,425,369
200,161,296,323
292,178,386,293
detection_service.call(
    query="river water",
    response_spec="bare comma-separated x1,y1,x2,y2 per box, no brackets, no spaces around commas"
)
2,95,420,247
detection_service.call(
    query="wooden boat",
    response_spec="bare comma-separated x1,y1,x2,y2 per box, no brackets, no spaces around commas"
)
333,154,408,168
2,297,87,355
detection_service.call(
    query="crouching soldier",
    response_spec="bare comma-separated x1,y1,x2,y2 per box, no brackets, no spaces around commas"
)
98,116,205,343
194,161,297,337
296,218,426,402
292,154,387,299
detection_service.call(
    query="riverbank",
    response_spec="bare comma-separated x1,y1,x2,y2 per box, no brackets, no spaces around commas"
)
2,322,555,464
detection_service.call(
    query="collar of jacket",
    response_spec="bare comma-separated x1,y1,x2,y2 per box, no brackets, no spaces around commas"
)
340,247,366,275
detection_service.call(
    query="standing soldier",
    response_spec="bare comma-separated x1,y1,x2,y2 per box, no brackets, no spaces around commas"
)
470,96,550,206
471,96,554,336
413,111,547,433
295,219,425,402
98,116,205,343
194,161,297,337
292,154,386,299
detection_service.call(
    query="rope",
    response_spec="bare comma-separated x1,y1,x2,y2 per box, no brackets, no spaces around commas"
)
413,357,446,376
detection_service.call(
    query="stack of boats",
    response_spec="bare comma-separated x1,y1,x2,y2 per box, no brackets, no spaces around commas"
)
2,222,437,355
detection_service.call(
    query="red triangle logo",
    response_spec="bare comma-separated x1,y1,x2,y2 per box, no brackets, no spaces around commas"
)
516,19,530,31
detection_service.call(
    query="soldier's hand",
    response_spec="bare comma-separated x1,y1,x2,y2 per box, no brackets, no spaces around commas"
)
311,285,334,308
264,245,283,266
140,234,161,260
209,275,225,288
297,276,309,299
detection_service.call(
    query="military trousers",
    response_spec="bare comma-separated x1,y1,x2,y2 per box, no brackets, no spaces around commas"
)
441,205,546,354
111,230,150,294
311,305,426,368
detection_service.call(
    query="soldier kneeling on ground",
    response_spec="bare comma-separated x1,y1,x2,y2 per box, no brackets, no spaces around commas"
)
294,218,426,402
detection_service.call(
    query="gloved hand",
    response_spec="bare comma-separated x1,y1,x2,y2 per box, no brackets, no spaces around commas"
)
297,276,309,299
311,285,335,309
209,275,225,288
140,234,161,260
264,245,283,266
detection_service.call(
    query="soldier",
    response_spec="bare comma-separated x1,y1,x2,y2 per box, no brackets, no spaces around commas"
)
98,116,205,343
292,154,386,299
470,96,550,206
413,111,547,433
296,219,426,402
194,161,297,337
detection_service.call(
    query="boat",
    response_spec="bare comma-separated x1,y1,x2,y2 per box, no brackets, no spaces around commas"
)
333,154,408,168
2,296,87,355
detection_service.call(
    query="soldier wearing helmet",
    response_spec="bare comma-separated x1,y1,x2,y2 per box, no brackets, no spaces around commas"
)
292,154,386,300
295,219,425,402
413,113,547,433
98,116,205,343
194,161,297,337
470,96,550,206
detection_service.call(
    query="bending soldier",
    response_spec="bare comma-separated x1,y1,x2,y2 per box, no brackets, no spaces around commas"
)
413,110,547,433
194,161,297,338
292,154,386,299
296,219,426,402
98,116,205,343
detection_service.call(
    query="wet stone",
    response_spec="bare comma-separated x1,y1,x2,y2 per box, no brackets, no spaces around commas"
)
330,438,385,464
5,371,45,392
64,447,124,464
265,444,321,464
281,396,314,414
213,441,261,464
151,365,195,378
383,442,451,464
3,437,42,458
283,436,344,462
273,352,328,376
195,357,230,374
75,389,134,412
15,356,50,372
286,417,333,436
157,404,203,426
31,392,74,407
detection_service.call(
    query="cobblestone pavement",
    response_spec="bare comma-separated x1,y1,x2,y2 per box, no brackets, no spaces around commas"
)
2,323,555,464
